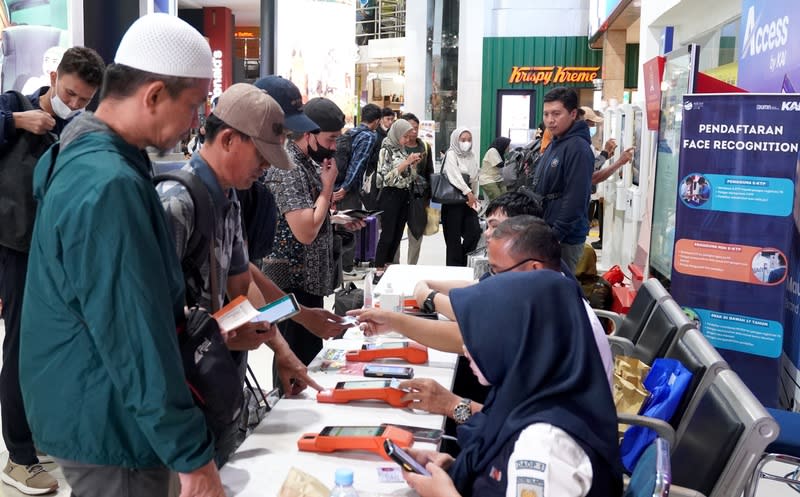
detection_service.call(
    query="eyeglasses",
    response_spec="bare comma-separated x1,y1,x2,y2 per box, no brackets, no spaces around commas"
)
488,258,541,275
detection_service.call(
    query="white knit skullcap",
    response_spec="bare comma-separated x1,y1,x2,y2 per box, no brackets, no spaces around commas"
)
115,13,212,79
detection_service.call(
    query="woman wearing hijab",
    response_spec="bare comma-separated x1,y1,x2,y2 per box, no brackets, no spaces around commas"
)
403,270,623,497
441,128,481,266
479,136,511,202
373,118,422,271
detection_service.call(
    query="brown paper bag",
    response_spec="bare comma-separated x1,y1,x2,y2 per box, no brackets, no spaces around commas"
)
278,467,330,497
613,355,650,436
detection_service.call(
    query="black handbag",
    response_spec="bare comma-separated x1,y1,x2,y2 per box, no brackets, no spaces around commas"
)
431,172,469,205
334,282,364,316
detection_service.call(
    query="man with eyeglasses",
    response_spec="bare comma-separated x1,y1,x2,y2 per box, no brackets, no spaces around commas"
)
350,215,613,427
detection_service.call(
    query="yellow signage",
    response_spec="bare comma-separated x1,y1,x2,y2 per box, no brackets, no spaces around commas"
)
508,66,601,85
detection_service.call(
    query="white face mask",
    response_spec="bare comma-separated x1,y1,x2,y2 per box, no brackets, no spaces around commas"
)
51,83,82,120
459,141,472,152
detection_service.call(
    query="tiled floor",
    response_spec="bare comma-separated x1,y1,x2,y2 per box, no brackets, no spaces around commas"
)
0,225,795,496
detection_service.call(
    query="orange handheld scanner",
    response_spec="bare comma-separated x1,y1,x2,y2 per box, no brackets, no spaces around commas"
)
316,380,409,408
297,425,414,458
345,341,428,364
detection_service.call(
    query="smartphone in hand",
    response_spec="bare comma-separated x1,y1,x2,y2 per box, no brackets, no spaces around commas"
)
251,293,300,330
384,439,431,476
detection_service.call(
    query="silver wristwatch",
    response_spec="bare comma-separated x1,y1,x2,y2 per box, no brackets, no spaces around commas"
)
453,398,472,424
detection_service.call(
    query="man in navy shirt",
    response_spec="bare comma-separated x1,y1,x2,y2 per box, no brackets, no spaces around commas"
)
0,46,104,495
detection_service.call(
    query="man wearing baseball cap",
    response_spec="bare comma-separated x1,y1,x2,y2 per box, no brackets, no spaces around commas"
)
157,84,332,464
261,96,352,370
20,14,224,497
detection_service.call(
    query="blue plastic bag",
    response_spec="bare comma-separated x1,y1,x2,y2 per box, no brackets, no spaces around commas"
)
620,358,693,472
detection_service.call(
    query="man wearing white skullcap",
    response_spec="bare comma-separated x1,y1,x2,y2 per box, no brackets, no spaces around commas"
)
19,14,225,497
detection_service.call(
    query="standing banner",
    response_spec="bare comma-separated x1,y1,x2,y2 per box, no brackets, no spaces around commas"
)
670,93,800,407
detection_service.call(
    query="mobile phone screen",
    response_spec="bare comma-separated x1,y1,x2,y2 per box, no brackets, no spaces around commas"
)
363,342,409,350
364,365,413,379
336,380,393,390
381,424,443,443
319,426,385,437
252,294,299,324
384,439,431,476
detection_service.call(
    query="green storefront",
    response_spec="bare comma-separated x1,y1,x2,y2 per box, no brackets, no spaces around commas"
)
479,36,602,154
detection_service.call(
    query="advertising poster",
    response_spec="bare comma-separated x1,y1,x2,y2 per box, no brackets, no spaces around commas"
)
276,0,357,125
670,93,800,407
418,119,436,162
738,0,800,93
0,0,70,93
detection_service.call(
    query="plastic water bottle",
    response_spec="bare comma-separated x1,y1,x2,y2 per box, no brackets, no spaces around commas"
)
381,282,402,313
363,270,374,308
330,468,359,497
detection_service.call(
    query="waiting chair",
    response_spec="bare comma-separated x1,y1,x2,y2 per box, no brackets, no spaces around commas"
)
744,407,800,496
597,278,671,343
617,328,730,463
624,437,671,497
608,296,694,363
668,369,778,497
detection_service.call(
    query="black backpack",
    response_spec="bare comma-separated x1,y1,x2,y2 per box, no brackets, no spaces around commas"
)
334,129,357,185
154,169,216,308
153,169,245,441
0,91,57,252
502,137,543,192
237,180,277,261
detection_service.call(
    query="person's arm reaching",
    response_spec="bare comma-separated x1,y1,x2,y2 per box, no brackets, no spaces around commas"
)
347,308,464,353
592,147,633,185
398,378,484,419
265,331,324,395
248,263,350,339
412,280,474,321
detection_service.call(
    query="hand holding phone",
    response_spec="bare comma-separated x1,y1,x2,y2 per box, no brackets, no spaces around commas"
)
251,294,301,330
384,439,431,476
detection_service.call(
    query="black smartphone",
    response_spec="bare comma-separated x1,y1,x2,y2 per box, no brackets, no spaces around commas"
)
383,439,431,476
252,293,300,329
380,423,443,443
364,364,414,379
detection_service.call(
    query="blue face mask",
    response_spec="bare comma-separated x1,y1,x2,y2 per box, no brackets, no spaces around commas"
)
589,127,597,137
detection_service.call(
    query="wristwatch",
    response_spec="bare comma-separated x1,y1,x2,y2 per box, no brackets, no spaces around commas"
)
453,398,472,424
422,290,439,314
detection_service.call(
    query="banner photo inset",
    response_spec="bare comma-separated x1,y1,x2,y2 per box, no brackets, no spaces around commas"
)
670,93,800,407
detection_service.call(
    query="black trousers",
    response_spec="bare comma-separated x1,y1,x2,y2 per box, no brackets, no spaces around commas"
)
441,203,481,266
273,289,324,388
375,187,410,268
0,245,36,465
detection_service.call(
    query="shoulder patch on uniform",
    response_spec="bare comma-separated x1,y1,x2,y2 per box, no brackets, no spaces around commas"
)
489,466,503,482
516,460,546,472
516,476,544,497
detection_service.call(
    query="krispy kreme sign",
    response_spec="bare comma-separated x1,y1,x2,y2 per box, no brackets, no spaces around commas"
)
507,66,601,85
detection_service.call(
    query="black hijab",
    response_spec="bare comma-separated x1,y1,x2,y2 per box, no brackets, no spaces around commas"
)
447,270,620,495
489,136,511,157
